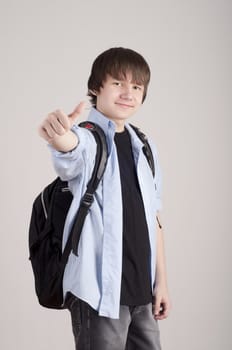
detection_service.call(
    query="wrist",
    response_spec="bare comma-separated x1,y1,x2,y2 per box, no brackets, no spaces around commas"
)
155,275,168,290
49,130,78,152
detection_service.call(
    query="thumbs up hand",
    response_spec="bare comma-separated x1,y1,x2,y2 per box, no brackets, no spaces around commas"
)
39,101,86,141
38,101,86,152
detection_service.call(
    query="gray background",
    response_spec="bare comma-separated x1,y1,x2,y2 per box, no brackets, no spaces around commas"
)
1,0,231,349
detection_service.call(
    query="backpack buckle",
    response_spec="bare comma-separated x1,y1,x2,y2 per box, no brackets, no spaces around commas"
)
81,192,94,208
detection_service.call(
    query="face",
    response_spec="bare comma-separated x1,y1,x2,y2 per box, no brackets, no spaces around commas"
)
95,73,144,125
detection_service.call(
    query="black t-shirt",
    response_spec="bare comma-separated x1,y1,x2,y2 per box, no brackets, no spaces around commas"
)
114,128,152,306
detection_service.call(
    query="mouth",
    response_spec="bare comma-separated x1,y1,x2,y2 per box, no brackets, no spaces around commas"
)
115,102,134,108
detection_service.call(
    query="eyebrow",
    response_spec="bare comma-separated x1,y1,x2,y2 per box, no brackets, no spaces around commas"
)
110,76,144,86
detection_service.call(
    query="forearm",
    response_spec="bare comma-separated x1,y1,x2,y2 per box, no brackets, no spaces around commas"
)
153,213,171,319
49,130,79,152
155,213,168,288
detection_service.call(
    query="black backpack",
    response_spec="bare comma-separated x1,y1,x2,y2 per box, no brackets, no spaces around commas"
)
29,121,155,309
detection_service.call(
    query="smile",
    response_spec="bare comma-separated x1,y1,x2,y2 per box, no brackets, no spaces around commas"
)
115,102,134,108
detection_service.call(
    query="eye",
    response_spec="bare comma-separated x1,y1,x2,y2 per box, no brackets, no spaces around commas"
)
133,85,143,91
112,81,121,86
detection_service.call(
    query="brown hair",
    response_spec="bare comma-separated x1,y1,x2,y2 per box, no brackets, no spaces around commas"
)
87,47,151,106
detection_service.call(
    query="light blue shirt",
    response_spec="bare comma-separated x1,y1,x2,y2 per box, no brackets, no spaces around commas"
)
50,108,162,319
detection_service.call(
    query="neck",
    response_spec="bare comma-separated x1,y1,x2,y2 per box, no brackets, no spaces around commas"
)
105,116,126,132
94,107,126,132
114,121,125,132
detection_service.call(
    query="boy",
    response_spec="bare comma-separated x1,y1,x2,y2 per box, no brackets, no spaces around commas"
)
39,47,171,350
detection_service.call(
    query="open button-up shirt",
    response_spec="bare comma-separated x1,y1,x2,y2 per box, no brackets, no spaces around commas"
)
50,108,162,319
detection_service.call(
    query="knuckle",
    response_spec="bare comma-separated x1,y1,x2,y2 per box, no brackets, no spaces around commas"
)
47,113,55,123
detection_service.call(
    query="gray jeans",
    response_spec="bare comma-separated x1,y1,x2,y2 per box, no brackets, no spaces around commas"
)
65,293,162,350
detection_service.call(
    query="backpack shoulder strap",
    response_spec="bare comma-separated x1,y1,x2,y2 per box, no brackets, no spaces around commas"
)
79,121,108,183
129,124,162,229
129,124,155,178
65,121,108,257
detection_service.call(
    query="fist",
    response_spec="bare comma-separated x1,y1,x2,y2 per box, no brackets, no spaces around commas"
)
38,101,86,142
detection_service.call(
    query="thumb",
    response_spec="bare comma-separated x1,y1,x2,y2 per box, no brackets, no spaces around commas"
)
68,101,86,124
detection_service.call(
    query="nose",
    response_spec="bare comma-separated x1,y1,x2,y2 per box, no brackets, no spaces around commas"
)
120,85,133,100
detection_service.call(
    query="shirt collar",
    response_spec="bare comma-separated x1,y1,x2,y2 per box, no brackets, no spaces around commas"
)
125,123,144,151
87,107,144,154
88,108,116,135
87,108,117,155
